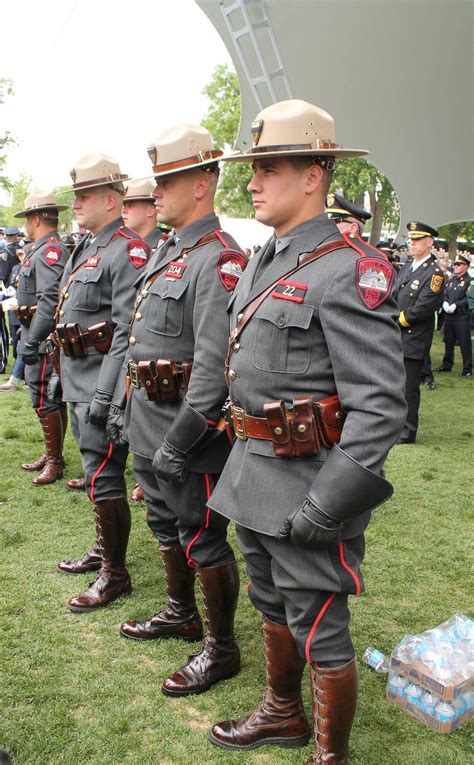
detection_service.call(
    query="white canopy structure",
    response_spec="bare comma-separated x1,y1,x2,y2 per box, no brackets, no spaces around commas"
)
196,0,473,236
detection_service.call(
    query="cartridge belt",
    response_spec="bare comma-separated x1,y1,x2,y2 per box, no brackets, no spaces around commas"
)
53,321,114,358
127,359,193,402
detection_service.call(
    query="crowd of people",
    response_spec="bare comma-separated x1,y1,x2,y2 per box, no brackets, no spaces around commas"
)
0,98,472,763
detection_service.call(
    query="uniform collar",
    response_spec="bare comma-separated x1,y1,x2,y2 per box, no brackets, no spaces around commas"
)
410,252,434,271
89,217,124,247
173,212,220,248
31,230,59,252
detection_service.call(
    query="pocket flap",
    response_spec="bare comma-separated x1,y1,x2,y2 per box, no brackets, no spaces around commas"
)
74,268,103,284
150,278,189,300
257,300,313,329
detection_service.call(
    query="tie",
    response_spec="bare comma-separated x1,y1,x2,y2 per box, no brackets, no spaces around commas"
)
252,236,277,285
151,234,176,268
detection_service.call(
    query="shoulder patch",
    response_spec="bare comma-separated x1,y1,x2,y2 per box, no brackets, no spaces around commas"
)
430,274,444,293
1,252,7,261
128,240,150,269
44,245,62,267
217,250,247,292
356,257,395,310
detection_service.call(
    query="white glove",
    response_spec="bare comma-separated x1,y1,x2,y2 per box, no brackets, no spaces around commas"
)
3,286,16,298
443,301,450,312
448,303,457,313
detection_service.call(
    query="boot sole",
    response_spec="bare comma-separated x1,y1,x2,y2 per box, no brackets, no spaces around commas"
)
119,628,203,642
57,564,102,576
67,589,132,613
208,731,310,751
161,664,241,697
32,476,64,486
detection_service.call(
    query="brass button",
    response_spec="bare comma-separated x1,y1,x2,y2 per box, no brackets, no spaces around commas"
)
237,313,243,321
335,411,342,420
141,289,148,297
297,424,306,433
228,370,236,381
135,312,142,320
277,316,286,327
274,426,283,436
97,332,103,338
129,336,136,345
63,292,69,299
59,310,64,317
145,380,151,386
233,342,240,352
162,379,169,386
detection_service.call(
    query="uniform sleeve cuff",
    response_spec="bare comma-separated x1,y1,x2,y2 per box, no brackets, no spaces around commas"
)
399,311,410,328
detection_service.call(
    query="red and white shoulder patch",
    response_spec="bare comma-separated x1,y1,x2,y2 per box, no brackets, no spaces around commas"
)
44,245,62,267
356,257,394,310
217,250,247,292
128,240,149,269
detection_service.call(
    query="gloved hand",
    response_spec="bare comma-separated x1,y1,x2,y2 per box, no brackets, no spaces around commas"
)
47,373,63,404
153,441,187,485
21,339,40,365
442,301,450,312
278,497,343,549
106,404,127,446
85,389,113,426
448,303,457,313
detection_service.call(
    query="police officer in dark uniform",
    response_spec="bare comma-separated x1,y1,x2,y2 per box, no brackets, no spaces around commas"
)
205,100,406,763
13,191,70,484
52,153,149,612
0,227,21,372
392,221,444,443
107,124,247,697
435,253,472,376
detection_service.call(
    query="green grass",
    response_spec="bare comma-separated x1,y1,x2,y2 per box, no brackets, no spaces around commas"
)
0,335,472,765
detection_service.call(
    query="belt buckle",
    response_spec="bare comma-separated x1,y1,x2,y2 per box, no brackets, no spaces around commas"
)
231,405,247,440
128,361,140,389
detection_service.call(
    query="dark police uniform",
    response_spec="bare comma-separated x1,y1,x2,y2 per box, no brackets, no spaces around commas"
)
392,252,444,441
438,266,472,375
209,213,406,663
0,241,19,372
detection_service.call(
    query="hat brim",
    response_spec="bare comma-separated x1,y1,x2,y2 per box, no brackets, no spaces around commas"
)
130,157,222,184
223,148,369,162
14,204,69,218
123,196,155,203
57,178,129,195
407,233,434,240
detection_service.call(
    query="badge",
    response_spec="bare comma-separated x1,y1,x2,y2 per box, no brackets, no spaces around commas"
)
45,245,61,266
164,261,188,280
271,279,308,303
1,252,7,261
251,119,264,146
128,240,149,268
410,280,419,290
410,222,417,230
84,255,101,269
217,251,247,292
430,274,444,293
356,258,394,310
326,193,335,207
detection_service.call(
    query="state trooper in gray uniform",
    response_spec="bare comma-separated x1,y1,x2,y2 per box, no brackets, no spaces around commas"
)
206,101,406,763
106,125,247,697
51,154,149,612
13,191,70,485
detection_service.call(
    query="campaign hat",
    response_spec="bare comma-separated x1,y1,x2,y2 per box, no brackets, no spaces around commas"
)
14,189,68,218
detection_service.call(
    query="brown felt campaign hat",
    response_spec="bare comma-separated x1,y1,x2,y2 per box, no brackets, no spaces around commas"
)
14,189,68,218
123,178,155,202
223,100,368,162
145,124,223,178
59,153,129,194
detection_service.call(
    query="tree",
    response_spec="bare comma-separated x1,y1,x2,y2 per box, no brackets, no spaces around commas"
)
53,185,76,233
0,79,15,192
0,174,32,227
437,222,474,258
202,64,253,217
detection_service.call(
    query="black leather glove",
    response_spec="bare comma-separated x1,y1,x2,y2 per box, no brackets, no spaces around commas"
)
85,389,113,426
106,404,127,446
47,372,63,404
153,441,187,485
279,497,343,549
21,339,40,365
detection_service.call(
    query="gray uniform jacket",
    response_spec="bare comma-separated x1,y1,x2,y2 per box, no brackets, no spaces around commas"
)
208,214,406,539
145,227,166,250
16,232,69,351
59,218,149,403
123,212,246,469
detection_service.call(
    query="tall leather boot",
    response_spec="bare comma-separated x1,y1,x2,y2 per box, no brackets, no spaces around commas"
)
21,452,47,472
57,508,102,575
120,542,203,641
209,619,310,750
67,498,132,612
162,560,241,697
305,658,358,765
32,410,65,486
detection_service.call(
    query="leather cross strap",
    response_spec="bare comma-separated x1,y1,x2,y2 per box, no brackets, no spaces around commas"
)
225,238,345,379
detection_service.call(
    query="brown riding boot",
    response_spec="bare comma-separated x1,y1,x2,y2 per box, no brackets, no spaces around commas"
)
209,619,309,750
58,504,102,574
129,483,144,502
120,542,203,641
21,453,47,472
32,410,65,486
306,658,358,764
65,477,86,491
67,498,132,612
162,560,241,697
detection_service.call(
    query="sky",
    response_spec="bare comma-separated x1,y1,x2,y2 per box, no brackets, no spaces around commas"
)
0,0,233,198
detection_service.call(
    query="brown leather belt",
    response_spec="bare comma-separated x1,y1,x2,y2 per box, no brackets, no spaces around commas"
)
229,395,345,458
127,359,193,402
53,321,114,358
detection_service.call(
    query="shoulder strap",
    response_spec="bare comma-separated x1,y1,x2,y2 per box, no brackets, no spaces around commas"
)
341,231,389,260
225,239,345,378
112,225,142,241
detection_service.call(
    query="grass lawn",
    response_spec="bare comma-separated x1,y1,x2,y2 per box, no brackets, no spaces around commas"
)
0,334,472,765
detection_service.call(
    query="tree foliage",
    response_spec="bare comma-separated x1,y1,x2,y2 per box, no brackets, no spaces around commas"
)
437,222,474,257
0,79,16,192
0,174,32,227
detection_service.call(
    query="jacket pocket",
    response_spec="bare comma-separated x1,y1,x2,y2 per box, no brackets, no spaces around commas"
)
253,301,314,373
70,268,104,312
144,278,189,337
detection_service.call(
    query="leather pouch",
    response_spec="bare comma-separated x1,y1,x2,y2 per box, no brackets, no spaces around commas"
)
88,321,114,354
138,360,160,401
292,397,321,457
65,323,88,358
314,394,345,448
263,400,294,457
156,359,180,401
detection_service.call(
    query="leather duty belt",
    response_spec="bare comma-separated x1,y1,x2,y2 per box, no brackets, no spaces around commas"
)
229,394,345,458
14,305,37,327
53,321,114,358
127,359,193,402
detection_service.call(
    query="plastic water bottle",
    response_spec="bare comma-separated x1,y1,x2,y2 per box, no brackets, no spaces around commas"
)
387,671,407,697
363,646,390,673
420,691,437,715
435,701,456,723
405,683,423,707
